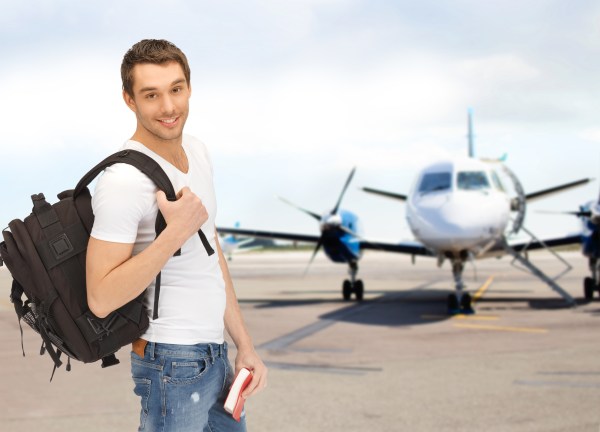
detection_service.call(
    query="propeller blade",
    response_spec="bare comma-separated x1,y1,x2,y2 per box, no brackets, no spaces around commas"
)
332,167,356,215
303,237,324,276
535,210,592,217
338,225,359,237
276,196,321,221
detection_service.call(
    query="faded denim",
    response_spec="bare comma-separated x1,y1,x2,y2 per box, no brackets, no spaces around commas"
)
130,341,247,432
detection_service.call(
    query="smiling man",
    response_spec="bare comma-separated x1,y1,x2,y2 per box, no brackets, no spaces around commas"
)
86,39,266,431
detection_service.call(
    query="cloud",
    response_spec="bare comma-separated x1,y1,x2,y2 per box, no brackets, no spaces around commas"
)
0,51,129,156
579,128,600,143
193,58,464,161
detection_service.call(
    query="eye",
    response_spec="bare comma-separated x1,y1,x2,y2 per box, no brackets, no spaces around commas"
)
172,87,182,94
145,93,157,100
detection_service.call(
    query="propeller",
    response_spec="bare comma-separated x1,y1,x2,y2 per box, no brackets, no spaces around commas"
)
535,209,592,218
278,167,357,275
536,176,600,226
276,196,321,221
332,167,356,214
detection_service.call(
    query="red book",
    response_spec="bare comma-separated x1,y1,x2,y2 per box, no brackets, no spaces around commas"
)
224,368,253,422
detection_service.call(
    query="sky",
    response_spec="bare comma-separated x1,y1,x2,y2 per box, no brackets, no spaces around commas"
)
0,0,599,244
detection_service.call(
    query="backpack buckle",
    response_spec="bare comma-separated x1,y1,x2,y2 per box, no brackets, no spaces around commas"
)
87,313,118,336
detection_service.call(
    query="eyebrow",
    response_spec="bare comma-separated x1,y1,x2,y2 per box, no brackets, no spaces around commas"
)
139,78,187,94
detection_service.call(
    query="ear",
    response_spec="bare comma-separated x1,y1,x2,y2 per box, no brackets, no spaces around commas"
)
122,90,137,113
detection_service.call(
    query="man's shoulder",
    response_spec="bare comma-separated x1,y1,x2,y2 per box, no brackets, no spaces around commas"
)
96,162,155,195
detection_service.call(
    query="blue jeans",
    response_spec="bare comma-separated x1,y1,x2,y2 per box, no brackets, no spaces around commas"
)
130,341,247,432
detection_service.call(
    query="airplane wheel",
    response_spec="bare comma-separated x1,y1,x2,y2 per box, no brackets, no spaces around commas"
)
460,293,474,314
355,280,364,301
447,294,459,314
343,280,352,301
584,277,595,301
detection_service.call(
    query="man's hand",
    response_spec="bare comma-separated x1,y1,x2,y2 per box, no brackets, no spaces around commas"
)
156,187,208,242
235,347,268,399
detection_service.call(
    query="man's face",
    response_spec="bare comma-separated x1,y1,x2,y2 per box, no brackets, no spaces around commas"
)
124,61,191,145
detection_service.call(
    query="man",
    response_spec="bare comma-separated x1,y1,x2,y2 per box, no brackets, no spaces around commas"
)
86,39,266,431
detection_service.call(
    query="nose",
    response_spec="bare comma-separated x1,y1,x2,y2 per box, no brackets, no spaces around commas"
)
161,94,176,114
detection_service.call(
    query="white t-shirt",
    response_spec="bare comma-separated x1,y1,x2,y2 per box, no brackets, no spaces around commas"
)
91,135,225,345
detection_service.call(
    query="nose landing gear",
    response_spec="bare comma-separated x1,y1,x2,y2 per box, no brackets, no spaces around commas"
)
342,261,364,301
447,257,474,314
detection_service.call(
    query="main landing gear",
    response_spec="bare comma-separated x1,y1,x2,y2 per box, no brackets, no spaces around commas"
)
342,261,364,301
447,258,474,315
584,257,600,301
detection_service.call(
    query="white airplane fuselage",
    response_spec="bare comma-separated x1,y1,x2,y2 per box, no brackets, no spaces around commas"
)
406,158,511,255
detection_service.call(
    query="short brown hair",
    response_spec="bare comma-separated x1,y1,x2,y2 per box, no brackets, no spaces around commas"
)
121,39,191,97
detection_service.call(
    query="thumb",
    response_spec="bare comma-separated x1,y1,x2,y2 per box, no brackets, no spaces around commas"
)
156,190,168,209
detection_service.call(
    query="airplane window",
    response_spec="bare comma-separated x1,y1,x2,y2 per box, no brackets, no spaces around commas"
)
418,172,451,193
457,171,490,190
490,170,505,191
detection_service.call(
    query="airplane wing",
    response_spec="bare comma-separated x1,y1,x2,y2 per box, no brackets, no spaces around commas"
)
509,234,582,252
477,233,582,259
359,239,432,256
217,227,433,256
216,227,321,244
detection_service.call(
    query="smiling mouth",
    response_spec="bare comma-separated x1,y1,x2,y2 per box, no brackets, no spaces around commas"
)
158,117,179,126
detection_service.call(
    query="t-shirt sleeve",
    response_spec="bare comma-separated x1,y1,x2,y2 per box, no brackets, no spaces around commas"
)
90,164,156,243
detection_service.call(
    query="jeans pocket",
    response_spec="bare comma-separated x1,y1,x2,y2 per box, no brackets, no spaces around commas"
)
165,359,209,385
132,377,151,430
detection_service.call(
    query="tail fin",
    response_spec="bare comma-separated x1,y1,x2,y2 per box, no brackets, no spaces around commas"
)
467,107,475,158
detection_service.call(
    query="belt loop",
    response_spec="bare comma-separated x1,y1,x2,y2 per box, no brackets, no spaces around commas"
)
149,342,156,360
208,344,215,364
219,343,224,357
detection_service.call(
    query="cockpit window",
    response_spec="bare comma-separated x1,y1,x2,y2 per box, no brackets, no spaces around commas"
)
490,170,505,191
418,172,451,193
457,171,490,190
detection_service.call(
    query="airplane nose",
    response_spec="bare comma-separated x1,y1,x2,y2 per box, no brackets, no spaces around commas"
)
410,192,509,250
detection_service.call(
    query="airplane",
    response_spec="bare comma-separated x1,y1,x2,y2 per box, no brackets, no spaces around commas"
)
538,196,600,300
580,200,600,300
361,110,588,312
218,222,263,261
218,111,589,313
219,168,428,301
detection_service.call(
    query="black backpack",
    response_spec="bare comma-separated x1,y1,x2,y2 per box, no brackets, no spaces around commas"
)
0,149,214,379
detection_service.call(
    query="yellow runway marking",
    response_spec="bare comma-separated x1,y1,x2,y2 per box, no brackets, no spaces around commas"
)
453,314,498,321
421,314,499,321
422,275,548,333
453,323,548,334
472,275,494,304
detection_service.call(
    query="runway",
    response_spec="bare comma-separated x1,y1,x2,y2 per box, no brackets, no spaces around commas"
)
1,250,599,431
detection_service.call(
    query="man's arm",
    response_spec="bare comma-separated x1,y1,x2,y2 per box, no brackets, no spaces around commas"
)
87,188,207,318
216,228,268,398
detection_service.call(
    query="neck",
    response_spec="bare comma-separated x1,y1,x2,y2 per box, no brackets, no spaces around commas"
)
131,130,188,173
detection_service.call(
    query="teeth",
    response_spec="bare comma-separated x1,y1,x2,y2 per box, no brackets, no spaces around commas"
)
161,118,176,124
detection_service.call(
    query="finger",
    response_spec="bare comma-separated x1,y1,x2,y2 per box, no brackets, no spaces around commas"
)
241,375,256,398
242,374,260,398
177,186,191,199
156,190,168,207
243,370,266,398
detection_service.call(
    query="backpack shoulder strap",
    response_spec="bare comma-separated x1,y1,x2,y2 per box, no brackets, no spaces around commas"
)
74,149,176,200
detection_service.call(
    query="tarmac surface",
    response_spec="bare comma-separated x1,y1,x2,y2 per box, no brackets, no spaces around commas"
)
1,249,600,432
